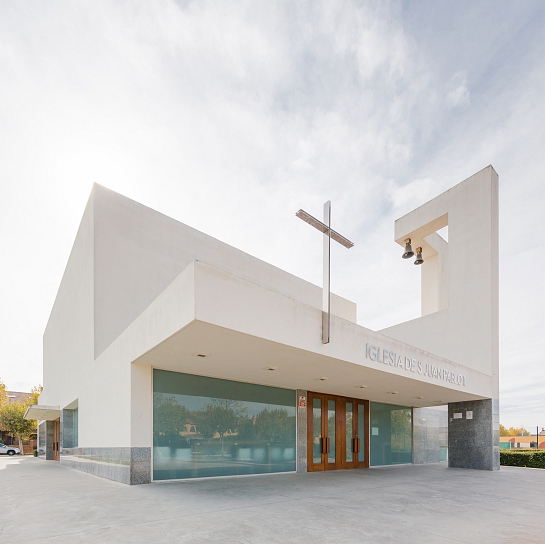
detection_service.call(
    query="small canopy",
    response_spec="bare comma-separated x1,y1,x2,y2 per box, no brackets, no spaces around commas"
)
24,405,60,421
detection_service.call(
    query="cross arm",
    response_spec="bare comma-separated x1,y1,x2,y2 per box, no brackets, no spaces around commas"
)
295,209,354,249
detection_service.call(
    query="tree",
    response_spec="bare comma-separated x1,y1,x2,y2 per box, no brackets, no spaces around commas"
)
0,379,7,407
499,424,529,437
0,381,41,452
0,401,35,452
27,385,43,406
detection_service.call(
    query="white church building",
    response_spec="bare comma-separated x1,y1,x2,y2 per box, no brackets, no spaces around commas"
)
26,166,499,484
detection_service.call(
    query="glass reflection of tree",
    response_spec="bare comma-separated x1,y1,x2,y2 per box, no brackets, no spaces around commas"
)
391,408,411,451
327,410,336,461
312,401,323,462
199,398,247,456
153,394,187,448
255,408,292,442
345,409,353,460
346,411,353,428
328,413,336,439
313,410,321,444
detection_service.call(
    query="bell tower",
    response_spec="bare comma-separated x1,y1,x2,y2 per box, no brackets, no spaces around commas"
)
381,165,500,470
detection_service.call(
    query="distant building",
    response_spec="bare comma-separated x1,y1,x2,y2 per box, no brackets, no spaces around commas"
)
6,391,29,404
500,436,545,450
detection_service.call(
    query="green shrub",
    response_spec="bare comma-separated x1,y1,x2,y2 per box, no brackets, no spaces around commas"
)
500,450,545,469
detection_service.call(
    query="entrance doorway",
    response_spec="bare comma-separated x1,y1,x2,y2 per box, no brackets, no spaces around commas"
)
52,418,60,461
307,392,369,471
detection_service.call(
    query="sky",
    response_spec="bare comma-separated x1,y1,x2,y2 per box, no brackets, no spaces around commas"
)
0,1,544,430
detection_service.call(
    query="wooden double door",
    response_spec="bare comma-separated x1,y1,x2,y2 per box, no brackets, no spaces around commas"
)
307,393,369,471
52,418,60,461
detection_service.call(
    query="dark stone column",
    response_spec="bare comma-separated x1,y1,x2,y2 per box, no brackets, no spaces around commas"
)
448,399,499,470
44,420,54,460
296,389,307,473
61,409,74,449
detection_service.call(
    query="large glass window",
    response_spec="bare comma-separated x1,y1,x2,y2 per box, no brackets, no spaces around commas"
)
370,402,412,466
153,370,296,480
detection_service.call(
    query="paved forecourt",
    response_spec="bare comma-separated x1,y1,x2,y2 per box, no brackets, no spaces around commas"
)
1,457,543,543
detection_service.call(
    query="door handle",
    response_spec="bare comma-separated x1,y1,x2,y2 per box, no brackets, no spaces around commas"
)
321,437,330,454
352,437,360,453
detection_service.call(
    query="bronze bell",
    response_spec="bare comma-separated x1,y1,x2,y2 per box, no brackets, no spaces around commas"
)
414,247,424,265
402,238,414,259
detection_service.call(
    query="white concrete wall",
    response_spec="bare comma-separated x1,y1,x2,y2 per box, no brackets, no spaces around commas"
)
190,261,496,398
93,184,356,359
40,195,101,446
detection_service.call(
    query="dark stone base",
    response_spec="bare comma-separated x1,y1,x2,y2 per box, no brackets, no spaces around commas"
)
296,389,307,473
60,447,151,484
448,399,499,471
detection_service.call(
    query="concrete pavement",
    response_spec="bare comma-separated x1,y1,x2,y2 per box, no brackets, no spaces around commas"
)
1,457,544,543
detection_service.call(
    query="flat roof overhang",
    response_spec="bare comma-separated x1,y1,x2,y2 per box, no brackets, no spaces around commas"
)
24,405,61,421
117,261,495,409
134,320,486,408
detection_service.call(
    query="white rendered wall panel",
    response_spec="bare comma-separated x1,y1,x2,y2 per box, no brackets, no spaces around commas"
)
94,262,196,448
93,185,356,358
41,195,96,445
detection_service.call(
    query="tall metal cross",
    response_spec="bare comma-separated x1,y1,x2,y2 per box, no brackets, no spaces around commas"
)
296,201,354,344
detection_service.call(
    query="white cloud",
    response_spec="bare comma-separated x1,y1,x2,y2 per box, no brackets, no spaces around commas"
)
387,177,438,211
446,70,470,109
